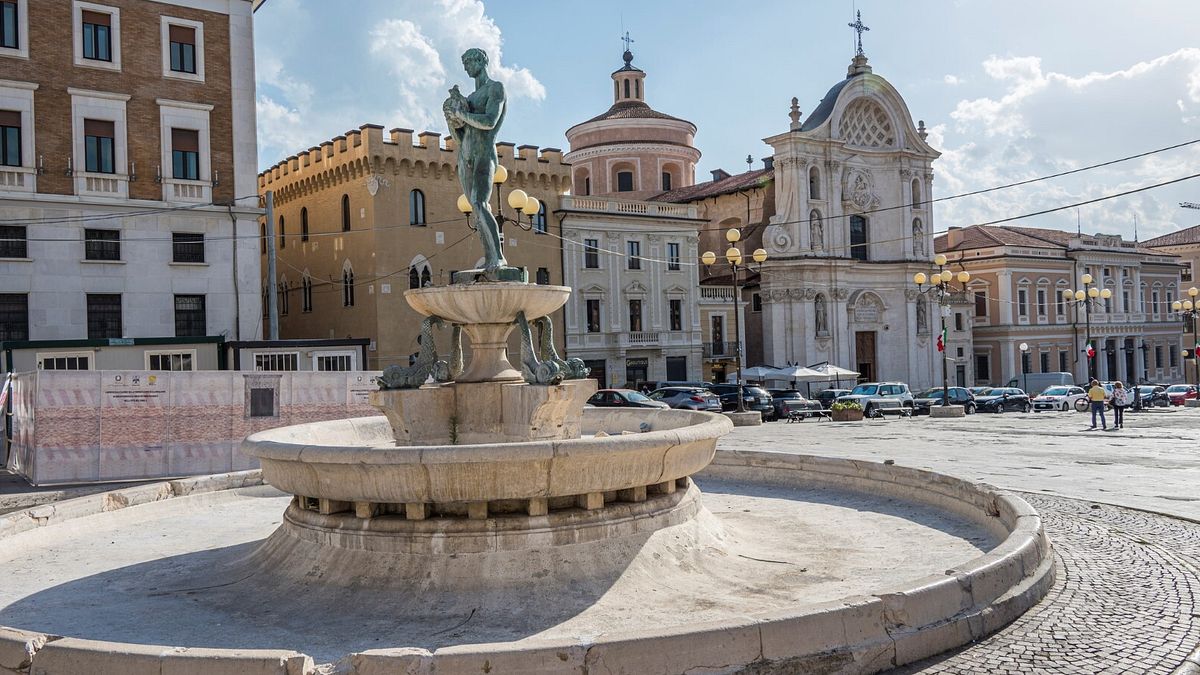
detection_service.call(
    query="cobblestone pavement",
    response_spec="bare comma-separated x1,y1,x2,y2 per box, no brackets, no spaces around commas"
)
894,493,1200,674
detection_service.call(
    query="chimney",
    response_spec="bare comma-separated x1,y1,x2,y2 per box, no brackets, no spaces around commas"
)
711,168,731,182
762,157,774,170
945,226,964,250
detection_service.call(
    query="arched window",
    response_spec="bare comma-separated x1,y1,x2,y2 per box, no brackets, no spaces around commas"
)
808,167,821,200
624,79,630,98
300,207,309,242
278,277,289,315
278,215,285,249
911,178,921,208
635,79,640,99
532,201,547,234
301,275,312,313
849,215,868,261
408,266,420,289
341,194,351,232
409,189,426,226
260,222,266,254
342,262,355,307
420,266,431,287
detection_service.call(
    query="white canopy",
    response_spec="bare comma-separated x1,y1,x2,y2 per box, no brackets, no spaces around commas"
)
768,365,827,381
740,366,780,380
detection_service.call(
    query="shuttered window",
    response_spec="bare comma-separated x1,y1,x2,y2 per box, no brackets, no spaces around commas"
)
84,119,115,174
82,10,112,62
0,109,19,167
168,24,195,73
171,128,199,180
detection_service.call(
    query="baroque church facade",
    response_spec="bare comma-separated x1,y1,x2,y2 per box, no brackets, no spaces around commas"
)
758,52,947,388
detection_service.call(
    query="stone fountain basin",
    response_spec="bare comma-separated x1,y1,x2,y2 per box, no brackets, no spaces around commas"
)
405,282,570,323
242,408,732,505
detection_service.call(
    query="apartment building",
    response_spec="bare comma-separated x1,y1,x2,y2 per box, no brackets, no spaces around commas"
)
936,225,1184,386
257,126,570,370
0,0,261,371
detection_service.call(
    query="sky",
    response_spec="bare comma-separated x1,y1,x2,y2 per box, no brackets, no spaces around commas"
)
252,0,1200,241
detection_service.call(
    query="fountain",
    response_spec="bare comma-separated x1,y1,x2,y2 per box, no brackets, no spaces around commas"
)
0,50,1057,674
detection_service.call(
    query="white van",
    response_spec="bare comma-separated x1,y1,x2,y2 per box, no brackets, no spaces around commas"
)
1005,372,1075,396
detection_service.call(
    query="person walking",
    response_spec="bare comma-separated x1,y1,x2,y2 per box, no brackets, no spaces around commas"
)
1087,379,1108,430
1112,381,1130,429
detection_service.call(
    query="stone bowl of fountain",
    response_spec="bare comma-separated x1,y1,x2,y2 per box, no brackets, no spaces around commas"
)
0,278,1056,674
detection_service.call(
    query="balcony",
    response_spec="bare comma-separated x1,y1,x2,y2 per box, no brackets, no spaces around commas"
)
0,166,35,193
699,286,736,303
558,195,698,219
703,341,740,359
626,331,660,347
163,178,211,204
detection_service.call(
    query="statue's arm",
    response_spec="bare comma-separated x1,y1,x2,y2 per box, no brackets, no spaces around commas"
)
458,82,506,131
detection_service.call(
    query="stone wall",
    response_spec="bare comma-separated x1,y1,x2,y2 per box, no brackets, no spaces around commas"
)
6,369,381,486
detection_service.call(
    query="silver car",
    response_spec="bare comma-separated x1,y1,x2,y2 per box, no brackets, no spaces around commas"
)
648,387,722,412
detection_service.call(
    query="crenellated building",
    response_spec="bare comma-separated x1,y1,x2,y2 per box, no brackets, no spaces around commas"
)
257,125,571,370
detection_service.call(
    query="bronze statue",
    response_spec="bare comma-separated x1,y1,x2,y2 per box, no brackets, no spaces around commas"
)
444,48,508,280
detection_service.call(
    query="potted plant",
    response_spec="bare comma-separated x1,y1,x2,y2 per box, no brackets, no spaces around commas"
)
830,400,864,422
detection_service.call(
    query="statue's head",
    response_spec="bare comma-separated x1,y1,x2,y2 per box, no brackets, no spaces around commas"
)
461,48,488,76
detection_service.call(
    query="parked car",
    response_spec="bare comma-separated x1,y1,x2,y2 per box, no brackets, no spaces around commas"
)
586,389,670,409
835,382,914,417
815,388,852,409
708,384,775,419
1166,384,1198,406
973,387,1031,413
648,387,722,412
768,390,824,420
1032,385,1088,412
1133,385,1170,409
968,386,992,397
912,386,975,414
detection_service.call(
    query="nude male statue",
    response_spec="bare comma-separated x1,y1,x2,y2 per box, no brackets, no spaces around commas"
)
444,48,508,279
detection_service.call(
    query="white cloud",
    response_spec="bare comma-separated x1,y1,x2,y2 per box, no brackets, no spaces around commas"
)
943,74,962,86
935,48,1200,238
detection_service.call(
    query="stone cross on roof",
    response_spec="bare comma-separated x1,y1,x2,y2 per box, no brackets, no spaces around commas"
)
848,10,870,57
621,31,634,52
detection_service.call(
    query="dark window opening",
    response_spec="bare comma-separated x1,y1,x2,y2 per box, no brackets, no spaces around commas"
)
342,268,355,306
168,24,196,73
586,299,601,333
628,299,642,332
669,298,682,331
82,10,112,62
0,1,18,50
300,207,309,241
409,267,420,289
172,232,204,263
0,109,20,167
974,291,987,317
584,176,590,195
0,293,28,341
666,356,687,381
849,215,868,261
341,194,351,231
171,128,199,180
174,294,205,337
975,354,990,384
667,242,680,270
249,388,275,418
86,293,121,339
536,267,550,285
84,228,120,261
623,79,630,98
532,202,547,233
277,215,285,249
627,240,641,269
0,225,26,258
661,171,672,191
584,238,599,268
409,189,426,225
616,171,634,192
302,277,312,312
84,119,115,174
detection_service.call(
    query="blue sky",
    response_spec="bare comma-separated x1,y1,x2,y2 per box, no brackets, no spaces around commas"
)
254,0,1200,240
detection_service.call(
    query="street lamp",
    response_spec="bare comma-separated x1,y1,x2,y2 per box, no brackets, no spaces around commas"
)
1019,342,1030,394
457,164,543,242
1171,286,1200,386
912,253,971,407
702,228,767,415
1064,274,1112,381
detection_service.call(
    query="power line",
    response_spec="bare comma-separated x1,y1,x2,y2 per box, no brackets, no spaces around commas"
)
0,194,263,227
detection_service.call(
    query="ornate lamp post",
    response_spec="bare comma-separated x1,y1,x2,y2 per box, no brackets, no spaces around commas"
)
702,228,767,415
1063,274,1111,382
912,254,970,407
1171,286,1200,385
1018,342,1030,394
457,164,543,247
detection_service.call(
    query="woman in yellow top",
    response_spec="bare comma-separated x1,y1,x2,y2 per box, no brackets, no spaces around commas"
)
1087,379,1108,430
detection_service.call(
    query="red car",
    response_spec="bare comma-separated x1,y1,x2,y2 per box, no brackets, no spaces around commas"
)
1165,384,1198,406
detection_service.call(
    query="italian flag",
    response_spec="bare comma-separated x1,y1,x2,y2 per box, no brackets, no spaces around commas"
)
1086,343,1095,359
936,327,946,352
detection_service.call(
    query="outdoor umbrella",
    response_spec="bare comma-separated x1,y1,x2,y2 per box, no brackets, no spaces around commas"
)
811,363,861,388
770,365,827,395
740,365,779,381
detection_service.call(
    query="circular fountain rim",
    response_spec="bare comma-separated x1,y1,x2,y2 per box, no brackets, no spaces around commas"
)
0,450,1055,674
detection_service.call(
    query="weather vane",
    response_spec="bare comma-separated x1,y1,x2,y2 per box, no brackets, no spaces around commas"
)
848,10,869,57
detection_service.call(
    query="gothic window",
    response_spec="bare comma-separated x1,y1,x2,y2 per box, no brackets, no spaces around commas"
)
849,215,868,261
409,189,426,226
409,267,420,289
839,98,895,148
341,194,351,232
300,207,309,241
420,267,431,287
808,167,821,200
301,275,312,312
342,262,355,307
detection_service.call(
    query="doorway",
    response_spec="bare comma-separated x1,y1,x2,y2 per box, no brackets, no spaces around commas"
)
855,331,876,382
1123,338,1135,383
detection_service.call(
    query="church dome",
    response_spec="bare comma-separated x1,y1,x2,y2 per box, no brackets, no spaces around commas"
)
564,46,700,197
